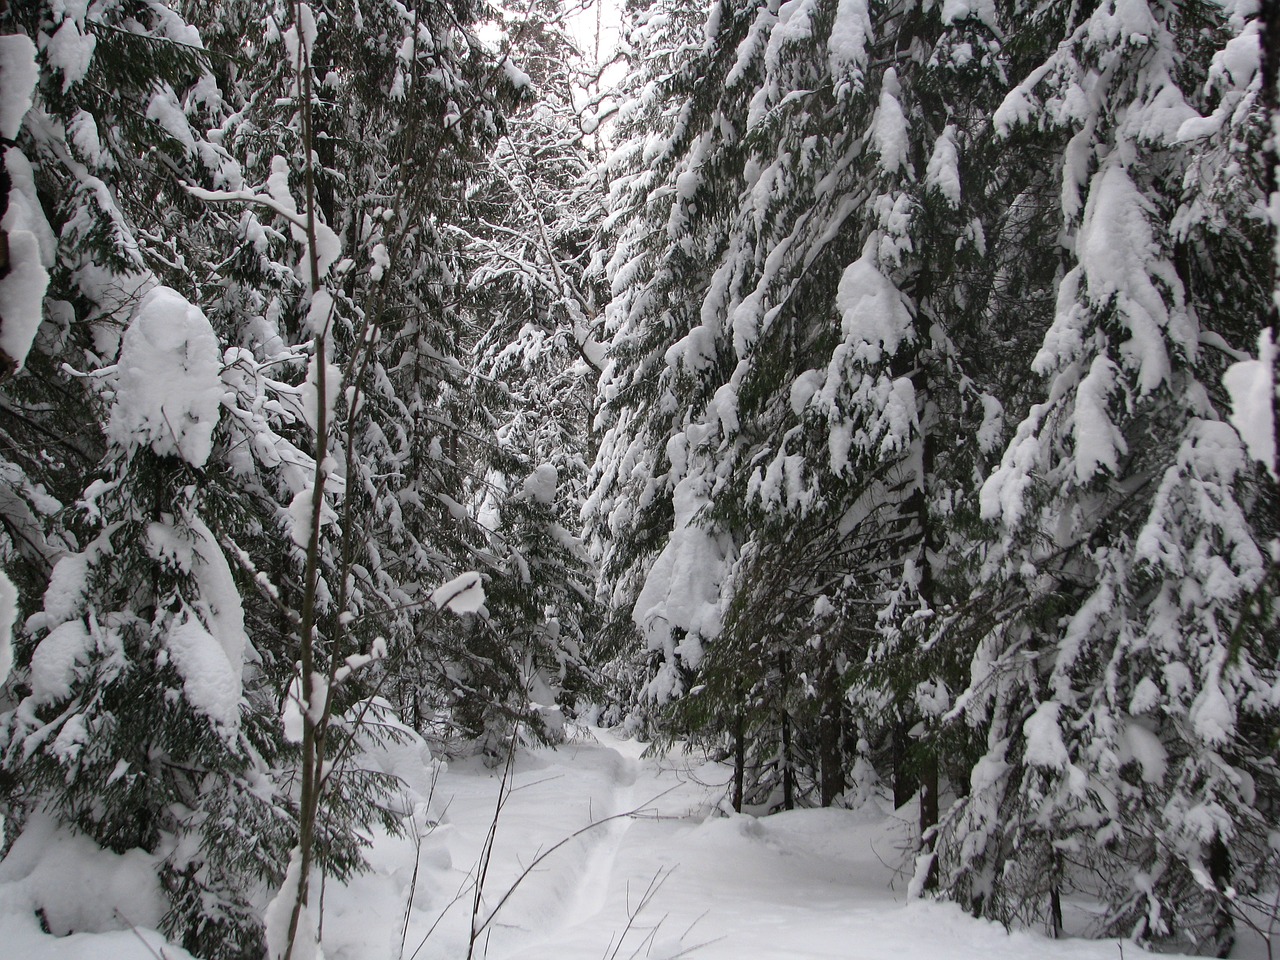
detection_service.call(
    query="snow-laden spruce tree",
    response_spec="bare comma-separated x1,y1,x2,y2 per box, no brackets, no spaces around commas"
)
463,0,610,733
186,2,540,953
931,1,1278,949
587,0,1020,819
0,0,519,954
0,5,311,955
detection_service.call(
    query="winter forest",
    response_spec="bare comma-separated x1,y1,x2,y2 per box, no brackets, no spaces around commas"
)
0,0,1278,958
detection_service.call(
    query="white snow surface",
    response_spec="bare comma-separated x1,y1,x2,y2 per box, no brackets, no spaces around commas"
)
828,0,871,78
1,145,54,372
107,286,225,467
28,618,93,706
631,474,727,697
0,568,15,684
835,243,914,363
0,34,37,140
45,15,97,91
520,463,558,506
165,613,242,730
0,726,1265,960
430,571,486,615
0,813,165,938
872,69,909,174
1224,329,1276,476
1023,701,1070,770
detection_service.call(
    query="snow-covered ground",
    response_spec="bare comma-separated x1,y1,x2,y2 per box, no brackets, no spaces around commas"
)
0,726,1272,960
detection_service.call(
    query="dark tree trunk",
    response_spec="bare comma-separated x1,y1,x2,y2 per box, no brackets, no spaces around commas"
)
1208,835,1235,958
732,706,745,814
917,746,938,891
779,650,794,811
1049,884,1063,939
892,720,915,810
818,655,843,807
1264,1,1280,461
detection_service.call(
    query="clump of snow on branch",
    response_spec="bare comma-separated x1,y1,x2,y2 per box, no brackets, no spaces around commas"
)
632,473,728,701
44,8,97,91
0,569,16,684
107,287,225,467
0,35,51,373
28,619,95,706
519,463,558,505
1022,701,1070,770
1224,329,1276,476
164,615,242,730
827,0,871,79
147,516,249,730
430,571,486,615
0,35,38,139
872,69,909,174
288,486,338,548
835,242,914,363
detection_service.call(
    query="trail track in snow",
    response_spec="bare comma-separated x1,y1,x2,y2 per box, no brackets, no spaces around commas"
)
373,728,1266,960
2,727,1268,960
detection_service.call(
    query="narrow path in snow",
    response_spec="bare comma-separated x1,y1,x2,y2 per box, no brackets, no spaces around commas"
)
279,729,1280,960
3,729,1267,960
553,737,640,933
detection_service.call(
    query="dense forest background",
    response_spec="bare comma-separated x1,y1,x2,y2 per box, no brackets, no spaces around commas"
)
0,0,1276,958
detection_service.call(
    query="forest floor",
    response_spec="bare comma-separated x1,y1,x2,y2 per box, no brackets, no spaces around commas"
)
0,725,1272,960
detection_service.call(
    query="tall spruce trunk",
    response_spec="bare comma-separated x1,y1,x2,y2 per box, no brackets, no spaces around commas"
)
779,650,795,811
733,704,745,814
818,653,843,807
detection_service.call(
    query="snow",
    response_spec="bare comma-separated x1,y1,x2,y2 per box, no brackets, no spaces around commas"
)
186,516,250,684
107,287,225,467
0,814,164,937
0,34,37,140
872,69,909,174
45,16,97,91
67,110,109,168
264,849,323,960
287,492,313,549
501,58,531,90
0,568,15,684
1119,721,1167,785
835,242,914,363
925,126,962,207
0,727,1261,960
146,85,198,155
631,475,728,693
0,227,48,371
1072,163,1180,393
520,463,558,506
300,345,341,433
5,148,57,266
1073,354,1126,482
1023,701,1070,770
430,571,486,615
1189,663,1235,746
827,0,871,79
28,619,93,706
165,613,242,730
1,145,54,373
40,552,90,628
941,0,997,28
1224,329,1276,476
369,242,390,281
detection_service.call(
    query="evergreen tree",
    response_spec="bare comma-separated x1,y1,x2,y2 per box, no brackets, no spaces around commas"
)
932,1,1279,949
588,0,1012,825
0,4,304,955
464,0,609,735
